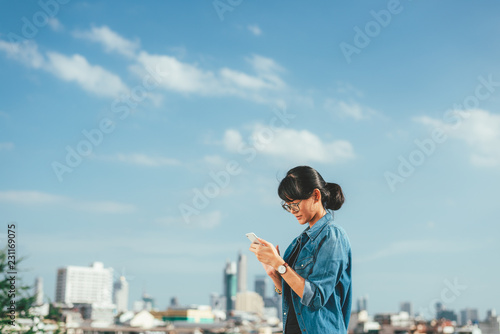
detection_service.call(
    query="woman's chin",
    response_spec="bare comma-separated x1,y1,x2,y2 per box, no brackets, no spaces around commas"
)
295,215,307,224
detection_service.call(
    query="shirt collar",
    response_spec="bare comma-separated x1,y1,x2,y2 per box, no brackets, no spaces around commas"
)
303,212,332,241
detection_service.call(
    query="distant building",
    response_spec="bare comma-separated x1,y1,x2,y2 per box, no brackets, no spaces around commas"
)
436,302,458,322
55,262,116,326
357,296,368,312
154,305,215,324
55,262,113,305
74,303,116,327
374,311,412,327
349,310,381,334
461,308,480,325
170,297,179,307
113,276,129,313
224,260,237,313
30,277,49,316
235,291,264,316
210,292,226,312
35,277,44,305
255,276,267,300
400,301,413,317
480,310,500,334
133,292,157,312
237,252,247,293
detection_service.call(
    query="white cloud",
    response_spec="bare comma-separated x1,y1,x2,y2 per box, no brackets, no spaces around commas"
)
98,153,180,167
73,25,140,58
48,18,63,32
156,210,222,230
0,40,44,68
247,24,262,36
131,52,286,102
203,155,226,168
414,109,500,167
324,98,375,120
0,190,64,205
223,129,245,152
45,52,128,98
0,142,14,151
0,190,136,214
0,39,128,98
223,125,355,164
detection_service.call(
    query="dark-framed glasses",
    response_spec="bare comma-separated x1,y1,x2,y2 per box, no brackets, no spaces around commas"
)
282,199,303,213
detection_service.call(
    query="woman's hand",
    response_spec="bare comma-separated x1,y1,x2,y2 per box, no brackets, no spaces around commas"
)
249,238,282,277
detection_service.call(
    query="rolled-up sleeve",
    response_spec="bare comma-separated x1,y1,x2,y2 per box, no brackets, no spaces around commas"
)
300,231,346,310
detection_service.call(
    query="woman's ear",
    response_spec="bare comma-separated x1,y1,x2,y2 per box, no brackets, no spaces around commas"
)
314,188,321,202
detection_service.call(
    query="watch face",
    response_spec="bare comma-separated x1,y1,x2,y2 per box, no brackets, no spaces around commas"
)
278,265,286,274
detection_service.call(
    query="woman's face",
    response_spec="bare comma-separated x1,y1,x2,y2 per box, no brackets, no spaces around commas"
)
284,189,324,226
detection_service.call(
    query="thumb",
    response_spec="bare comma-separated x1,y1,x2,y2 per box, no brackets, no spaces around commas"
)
258,238,270,246
276,245,280,255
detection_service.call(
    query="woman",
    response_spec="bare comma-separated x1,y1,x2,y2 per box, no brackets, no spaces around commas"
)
249,166,352,334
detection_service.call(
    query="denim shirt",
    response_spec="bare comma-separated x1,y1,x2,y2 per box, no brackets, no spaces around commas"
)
281,212,352,334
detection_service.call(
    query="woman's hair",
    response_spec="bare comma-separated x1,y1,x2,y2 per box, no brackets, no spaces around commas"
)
278,166,344,211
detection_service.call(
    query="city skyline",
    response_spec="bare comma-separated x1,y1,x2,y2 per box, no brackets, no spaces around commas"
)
29,255,498,322
1,0,499,317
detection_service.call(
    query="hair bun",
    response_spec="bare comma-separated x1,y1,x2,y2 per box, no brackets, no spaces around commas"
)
325,182,344,211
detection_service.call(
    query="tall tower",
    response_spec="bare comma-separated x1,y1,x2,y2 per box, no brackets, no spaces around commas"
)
34,277,44,306
237,252,247,293
113,276,129,313
55,262,113,305
255,276,267,300
400,301,413,316
224,260,237,313
357,296,368,313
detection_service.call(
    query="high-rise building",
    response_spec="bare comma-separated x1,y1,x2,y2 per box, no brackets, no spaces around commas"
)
255,276,267,300
486,309,497,319
435,302,457,322
210,293,226,312
400,301,413,316
357,296,368,312
34,277,44,306
224,260,237,313
235,291,264,316
55,262,113,305
113,276,129,313
460,308,479,325
132,292,156,312
480,309,500,334
237,252,247,293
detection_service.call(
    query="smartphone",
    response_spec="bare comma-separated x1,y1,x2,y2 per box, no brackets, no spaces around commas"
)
246,232,260,244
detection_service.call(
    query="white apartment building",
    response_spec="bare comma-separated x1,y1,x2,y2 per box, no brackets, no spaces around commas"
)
55,262,113,305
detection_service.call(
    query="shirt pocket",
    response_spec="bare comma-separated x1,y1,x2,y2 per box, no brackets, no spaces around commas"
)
294,255,314,277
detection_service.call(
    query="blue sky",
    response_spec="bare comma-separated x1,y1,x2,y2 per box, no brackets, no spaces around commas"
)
1,0,499,318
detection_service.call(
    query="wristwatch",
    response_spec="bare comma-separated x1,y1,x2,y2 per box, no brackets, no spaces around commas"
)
277,262,289,275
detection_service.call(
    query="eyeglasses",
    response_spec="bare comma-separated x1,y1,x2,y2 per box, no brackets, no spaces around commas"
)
282,200,303,213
